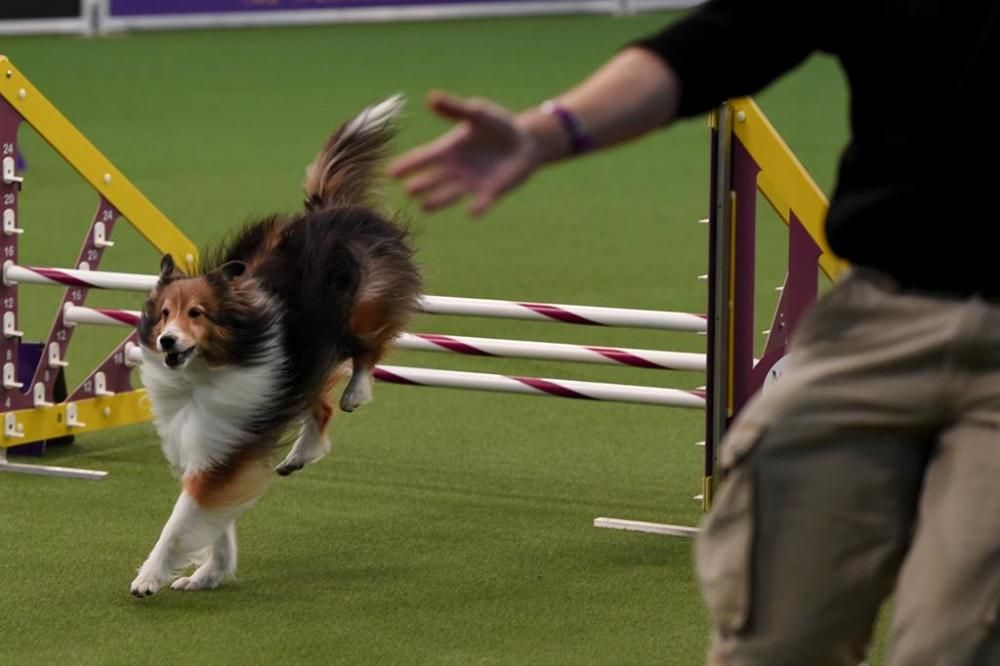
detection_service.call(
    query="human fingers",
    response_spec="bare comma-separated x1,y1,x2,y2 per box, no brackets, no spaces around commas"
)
402,167,454,197
421,180,470,212
467,162,527,217
389,126,466,178
428,91,512,129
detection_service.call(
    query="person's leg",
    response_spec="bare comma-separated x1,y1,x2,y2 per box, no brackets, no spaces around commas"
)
701,423,929,665
887,419,1000,664
888,300,1000,665
699,271,959,665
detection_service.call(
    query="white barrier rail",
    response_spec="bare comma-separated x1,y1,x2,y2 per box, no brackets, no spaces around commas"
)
9,264,707,332
61,305,707,372
116,339,706,408
374,365,705,408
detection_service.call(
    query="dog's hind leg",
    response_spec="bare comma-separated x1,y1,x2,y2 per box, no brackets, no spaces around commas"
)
340,247,420,411
340,354,376,412
343,308,407,413
276,393,335,476
341,289,407,413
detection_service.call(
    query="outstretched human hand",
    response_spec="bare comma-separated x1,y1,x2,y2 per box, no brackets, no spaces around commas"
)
389,91,546,217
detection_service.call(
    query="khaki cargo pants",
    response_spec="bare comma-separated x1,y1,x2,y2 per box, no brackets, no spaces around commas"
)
697,269,1000,665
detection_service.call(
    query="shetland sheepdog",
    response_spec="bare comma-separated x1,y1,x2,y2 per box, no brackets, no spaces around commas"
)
129,96,420,597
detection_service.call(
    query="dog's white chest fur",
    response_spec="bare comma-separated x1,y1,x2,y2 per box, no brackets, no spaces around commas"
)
139,342,286,474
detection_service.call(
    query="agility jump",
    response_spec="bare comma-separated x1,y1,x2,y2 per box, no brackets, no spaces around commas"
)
0,54,839,535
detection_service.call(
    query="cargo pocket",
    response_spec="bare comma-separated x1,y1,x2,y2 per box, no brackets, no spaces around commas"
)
985,588,1000,628
695,423,765,635
975,593,1000,663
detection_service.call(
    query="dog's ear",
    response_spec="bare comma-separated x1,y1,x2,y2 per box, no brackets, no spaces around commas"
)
208,261,246,284
158,254,182,285
220,261,246,280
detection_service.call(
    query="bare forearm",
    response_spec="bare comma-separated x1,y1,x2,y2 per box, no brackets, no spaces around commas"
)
517,47,682,164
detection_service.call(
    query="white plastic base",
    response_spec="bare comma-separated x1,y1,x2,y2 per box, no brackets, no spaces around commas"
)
0,447,107,480
593,517,698,538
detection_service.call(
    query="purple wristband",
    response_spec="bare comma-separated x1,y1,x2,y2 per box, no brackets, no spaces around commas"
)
541,100,594,155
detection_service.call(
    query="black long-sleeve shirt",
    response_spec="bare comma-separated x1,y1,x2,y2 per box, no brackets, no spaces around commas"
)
637,0,1000,295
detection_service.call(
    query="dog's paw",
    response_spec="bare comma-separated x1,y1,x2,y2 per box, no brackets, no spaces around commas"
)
130,570,163,598
171,569,224,591
275,460,304,476
340,372,373,412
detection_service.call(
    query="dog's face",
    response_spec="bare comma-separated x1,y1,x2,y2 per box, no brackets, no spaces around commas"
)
139,255,247,369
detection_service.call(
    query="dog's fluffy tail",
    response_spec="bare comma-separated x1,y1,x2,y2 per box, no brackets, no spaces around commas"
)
303,94,405,211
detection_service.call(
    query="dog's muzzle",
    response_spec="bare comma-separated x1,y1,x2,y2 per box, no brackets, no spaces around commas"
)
163,348,194,368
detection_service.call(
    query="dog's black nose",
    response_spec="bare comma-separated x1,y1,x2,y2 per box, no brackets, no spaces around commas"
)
159,334,176,351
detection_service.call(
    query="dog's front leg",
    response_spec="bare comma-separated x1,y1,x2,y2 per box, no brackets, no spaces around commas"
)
130,491,233,597
171,521,237,591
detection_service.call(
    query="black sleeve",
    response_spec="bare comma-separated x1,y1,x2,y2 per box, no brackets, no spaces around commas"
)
634,0,821,118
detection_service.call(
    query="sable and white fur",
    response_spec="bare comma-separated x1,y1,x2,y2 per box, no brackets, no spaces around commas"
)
130,96,420,596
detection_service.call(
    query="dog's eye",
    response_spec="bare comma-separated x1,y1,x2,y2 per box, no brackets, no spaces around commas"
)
188,308,201,319
161,308,169,320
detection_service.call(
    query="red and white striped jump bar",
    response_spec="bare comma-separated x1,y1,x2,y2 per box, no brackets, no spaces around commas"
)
393,333,705,371
98,329,705,409
4,264,159,292
61,306,706,372
374,366,705,408
419,295,706,332
63,304,140,327
7,264,706,332
115,354,703,409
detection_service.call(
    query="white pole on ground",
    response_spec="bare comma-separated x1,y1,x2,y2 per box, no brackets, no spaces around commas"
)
592,517,699,538
0,446,107,480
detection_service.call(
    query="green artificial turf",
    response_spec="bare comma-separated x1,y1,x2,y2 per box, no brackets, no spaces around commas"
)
0,12,855,665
